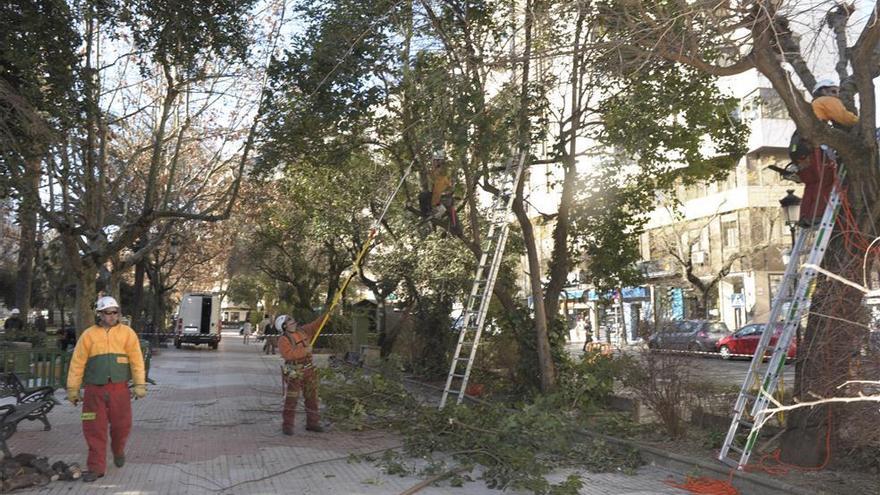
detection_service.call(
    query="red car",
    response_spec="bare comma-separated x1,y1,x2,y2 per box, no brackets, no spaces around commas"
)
716,323,797,360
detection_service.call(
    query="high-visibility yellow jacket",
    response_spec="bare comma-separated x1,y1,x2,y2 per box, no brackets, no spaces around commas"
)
66,324,146,390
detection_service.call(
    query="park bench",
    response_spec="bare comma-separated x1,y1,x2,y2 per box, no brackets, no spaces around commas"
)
0,373,56,457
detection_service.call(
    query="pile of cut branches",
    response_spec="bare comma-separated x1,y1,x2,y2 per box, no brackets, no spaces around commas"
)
320,364,642,495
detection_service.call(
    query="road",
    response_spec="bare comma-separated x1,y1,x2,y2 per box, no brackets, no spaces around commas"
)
566,342,797,390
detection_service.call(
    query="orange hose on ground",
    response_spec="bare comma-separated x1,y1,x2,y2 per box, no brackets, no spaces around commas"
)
745,408,833,476
665,475,738,495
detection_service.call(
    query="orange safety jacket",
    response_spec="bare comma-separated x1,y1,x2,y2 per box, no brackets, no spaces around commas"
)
67,324,146,390
279,315,324,364
812,96,858,127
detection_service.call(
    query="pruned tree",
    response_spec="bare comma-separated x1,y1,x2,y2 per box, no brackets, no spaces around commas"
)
28,0,278,332
594,0,880,465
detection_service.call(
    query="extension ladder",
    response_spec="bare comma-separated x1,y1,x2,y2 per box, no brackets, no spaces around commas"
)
718,170,843,469
439,153,526,408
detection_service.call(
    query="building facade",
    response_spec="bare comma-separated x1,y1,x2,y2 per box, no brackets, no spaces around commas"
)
640,84,803,330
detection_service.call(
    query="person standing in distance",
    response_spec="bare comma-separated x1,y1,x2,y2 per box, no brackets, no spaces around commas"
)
66,296,146,482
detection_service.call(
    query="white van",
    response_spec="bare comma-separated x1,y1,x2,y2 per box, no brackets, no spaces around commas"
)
174,292,221,350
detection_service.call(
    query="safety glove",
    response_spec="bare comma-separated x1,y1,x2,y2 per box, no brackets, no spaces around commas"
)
131,384,147,400
66,388,80,406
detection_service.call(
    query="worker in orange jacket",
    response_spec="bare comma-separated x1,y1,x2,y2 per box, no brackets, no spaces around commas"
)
797,78,858,225
276,313,327,435
66,296,146,482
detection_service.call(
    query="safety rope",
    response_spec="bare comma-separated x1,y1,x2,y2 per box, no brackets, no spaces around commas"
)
309,161,415,346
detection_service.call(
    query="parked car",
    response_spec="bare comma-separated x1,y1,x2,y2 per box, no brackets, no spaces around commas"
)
647,320,730,353
716,323,797,360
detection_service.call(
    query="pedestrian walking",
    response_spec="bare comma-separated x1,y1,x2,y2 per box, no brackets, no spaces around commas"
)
35,312,47,333
277,313,328,435
582,319,594,352
259,314,272,352
242,321,252,345
66,296,146,482
3,308,23,331
264,318,279,355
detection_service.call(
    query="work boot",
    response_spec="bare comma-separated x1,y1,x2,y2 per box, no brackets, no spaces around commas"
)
81,471,104,483
282,427,294,436
114,455,125,468
305,425,324,433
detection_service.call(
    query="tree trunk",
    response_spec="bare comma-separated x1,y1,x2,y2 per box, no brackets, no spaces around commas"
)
509,0,555,392
131,260,146,330
543,5,585,322
780,248,867,465
513,193,557,391
14,158,40,319
75,264,97,335
107,267,122,300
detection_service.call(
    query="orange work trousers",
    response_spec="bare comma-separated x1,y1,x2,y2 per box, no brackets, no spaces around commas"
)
82,382,132,474
282,367,319,432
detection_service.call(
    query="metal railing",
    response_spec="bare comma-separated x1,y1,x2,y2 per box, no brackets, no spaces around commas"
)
0,339,152,389
0,347,72,389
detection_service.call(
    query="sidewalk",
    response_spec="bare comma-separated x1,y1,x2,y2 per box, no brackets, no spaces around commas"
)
13,333,687,494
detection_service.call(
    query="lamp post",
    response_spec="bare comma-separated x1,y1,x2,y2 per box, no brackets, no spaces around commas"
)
779,189,803,355
779,189,802,248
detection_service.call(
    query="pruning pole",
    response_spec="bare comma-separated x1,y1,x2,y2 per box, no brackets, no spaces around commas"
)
310,162,415,346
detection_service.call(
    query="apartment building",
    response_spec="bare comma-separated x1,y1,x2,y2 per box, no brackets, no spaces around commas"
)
640,81,802,330
518,70,807,341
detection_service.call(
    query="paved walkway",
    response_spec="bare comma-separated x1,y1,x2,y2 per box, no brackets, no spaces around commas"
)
13,333,689,494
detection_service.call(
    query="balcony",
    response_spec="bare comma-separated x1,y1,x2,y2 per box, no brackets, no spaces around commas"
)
747,117,795,153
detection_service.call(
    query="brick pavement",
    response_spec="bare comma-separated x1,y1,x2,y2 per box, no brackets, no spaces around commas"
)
12,333,688,494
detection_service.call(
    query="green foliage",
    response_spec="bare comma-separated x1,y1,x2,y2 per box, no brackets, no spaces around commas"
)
100,0,257,72
258,0,400,171
551,352,625,412
321,366,643,494
598,63,747,184
0,0,81,192
570,163,648,293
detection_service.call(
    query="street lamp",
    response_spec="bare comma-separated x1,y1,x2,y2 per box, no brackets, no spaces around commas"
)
779,189,801,247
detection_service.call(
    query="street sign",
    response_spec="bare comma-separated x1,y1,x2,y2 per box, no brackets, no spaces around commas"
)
730,292,745,309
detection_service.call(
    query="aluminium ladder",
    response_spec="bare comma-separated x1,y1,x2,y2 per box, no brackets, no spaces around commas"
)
718,170,844,469
439,152,527,408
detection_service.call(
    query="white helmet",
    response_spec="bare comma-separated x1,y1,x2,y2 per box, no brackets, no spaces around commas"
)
813,78,838,96
96,296,120,312
10,308,19,315
275,314,295,331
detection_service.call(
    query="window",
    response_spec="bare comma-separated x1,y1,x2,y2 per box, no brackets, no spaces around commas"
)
640,232,651,261
760,88,788,119
707,323,729,334
768,273,784,305
722,216,739,249
740,88,789,121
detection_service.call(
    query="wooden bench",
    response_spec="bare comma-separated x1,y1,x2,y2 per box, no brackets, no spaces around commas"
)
0,373,56,457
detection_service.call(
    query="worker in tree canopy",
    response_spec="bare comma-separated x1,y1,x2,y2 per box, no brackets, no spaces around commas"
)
418,150,451,219
430,151,451,214
277,313,327,435
811,79,858,127
796,78,858,226
66,296,146,482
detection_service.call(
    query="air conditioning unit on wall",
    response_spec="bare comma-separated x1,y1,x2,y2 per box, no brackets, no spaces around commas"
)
691,251,707,264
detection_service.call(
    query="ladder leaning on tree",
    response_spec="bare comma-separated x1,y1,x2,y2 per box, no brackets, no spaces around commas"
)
718,159,845,469
439,152,527,408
